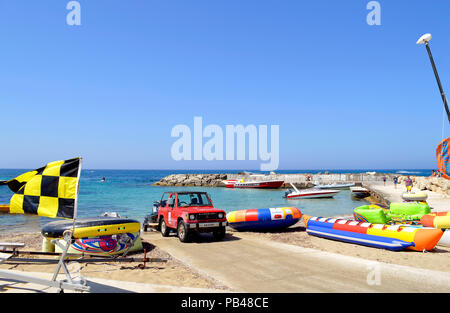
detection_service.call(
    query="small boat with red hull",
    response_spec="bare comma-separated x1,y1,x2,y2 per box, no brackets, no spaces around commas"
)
222,179,284,189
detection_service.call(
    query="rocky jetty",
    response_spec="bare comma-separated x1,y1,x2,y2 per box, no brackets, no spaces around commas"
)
152,172,380,189
152,172,450,195
153,174,228,187
409,176,450,196
284,182,316,189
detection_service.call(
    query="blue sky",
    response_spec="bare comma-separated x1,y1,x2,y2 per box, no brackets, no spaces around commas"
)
0,0,449,170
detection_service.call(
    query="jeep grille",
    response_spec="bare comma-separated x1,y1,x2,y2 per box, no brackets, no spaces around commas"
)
197,213,219,220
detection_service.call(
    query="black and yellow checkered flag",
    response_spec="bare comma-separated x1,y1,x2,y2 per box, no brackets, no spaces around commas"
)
0,158,81,219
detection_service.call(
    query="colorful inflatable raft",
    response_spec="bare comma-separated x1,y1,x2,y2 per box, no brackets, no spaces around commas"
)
420,212,450,229
354,202,431,224
353,204,389,224
41,217,142,256
303,215,443,251
227,207,301,231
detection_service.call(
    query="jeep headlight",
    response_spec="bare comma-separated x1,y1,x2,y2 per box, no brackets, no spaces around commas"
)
189,214,196,220
218,213,224,219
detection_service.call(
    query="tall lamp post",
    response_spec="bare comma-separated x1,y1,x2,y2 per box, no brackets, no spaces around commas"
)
417,33,450,123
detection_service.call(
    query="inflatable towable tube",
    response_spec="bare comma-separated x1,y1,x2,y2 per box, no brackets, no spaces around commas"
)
41,217,142,256
420,212,450,229
303,215,443,251
353,204,389,224
354,202,431,224
227,207,301,231
402,192,428,202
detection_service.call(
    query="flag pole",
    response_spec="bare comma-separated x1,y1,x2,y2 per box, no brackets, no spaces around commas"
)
72,156,83,230
51,157,83,284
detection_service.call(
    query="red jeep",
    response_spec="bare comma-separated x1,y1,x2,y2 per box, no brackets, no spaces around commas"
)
156,191,227,242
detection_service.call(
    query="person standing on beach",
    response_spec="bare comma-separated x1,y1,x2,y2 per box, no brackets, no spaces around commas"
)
405,176,413,193
382,175,387,186
393,176,398,189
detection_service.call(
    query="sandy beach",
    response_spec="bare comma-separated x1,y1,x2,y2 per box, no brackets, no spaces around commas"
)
143,230,450,292
1,217,449,292
0,232,230,292
1,175,449,292
228,222,450,274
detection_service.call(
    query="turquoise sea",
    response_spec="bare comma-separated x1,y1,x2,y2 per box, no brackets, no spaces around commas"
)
0,169,432,233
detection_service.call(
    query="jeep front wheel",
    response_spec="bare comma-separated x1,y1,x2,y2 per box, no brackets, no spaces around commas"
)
160,218,170,237
177,221,191,243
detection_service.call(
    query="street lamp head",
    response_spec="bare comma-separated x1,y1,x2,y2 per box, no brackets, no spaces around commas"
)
416,33,432,45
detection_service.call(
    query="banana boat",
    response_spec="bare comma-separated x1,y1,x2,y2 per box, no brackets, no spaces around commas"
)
41,216,142,256
303,215,443,251
227,207,301,231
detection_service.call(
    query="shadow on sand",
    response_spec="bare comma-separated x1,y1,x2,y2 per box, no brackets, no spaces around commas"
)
230,225,306,234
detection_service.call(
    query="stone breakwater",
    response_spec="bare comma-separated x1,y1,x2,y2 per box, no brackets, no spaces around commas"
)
407,176,450,196
153,174,228,187
153,172,450,196
153,172,403,189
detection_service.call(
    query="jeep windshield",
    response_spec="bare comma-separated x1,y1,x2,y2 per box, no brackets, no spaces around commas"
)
177,192,212,207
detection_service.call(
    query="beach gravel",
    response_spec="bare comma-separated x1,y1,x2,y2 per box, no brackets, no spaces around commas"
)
0,232,230,291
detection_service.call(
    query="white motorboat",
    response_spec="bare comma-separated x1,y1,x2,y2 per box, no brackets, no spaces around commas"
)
315,183,355,189
350,186,371,199
284,183,340,199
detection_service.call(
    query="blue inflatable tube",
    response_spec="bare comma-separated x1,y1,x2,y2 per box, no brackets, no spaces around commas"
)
227,207,302,231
